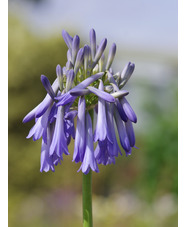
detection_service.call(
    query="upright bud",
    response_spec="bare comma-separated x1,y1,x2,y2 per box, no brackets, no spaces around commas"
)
56,64,63,91
40,75,56,100
62,30,73,49
66,69,75,91
120,62,135,86
90,28,96,60
92,38,107,68
84,45,91,74
74,47,84,75
105,43,116,70
99,53,105,72
71,35,80,65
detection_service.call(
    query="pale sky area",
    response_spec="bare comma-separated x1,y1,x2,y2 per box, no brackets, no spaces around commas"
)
9,0,177,55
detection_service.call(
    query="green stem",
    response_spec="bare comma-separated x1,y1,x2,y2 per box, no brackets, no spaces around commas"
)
82,170,93,227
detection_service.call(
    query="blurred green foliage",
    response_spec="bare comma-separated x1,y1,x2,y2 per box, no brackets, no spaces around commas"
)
9,15,178,227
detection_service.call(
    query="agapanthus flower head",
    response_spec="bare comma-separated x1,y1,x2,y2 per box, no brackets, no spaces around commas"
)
23,28,138,174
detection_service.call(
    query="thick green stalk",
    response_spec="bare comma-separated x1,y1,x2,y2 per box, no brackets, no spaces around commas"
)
82,170,93,227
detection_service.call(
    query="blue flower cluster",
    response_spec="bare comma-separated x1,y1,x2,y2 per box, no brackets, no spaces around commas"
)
23,29,137,174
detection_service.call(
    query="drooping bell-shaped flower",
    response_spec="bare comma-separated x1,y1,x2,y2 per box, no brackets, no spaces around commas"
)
78,112,99,174
49,106,69,159
40,123,62,172
26,105,52,144
22,78,59,123
93,80,113,143
73,96,86,163
94,141,116,165
114,105,132,156
64,109,77,145
120,97,137,123
125,119,136,147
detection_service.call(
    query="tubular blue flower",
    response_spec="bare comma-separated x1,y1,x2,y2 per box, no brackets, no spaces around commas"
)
64,109,77,145
120,97,137,123
26,105,52,144
49,106,69,159
93,80,113,143
106,103,122,157
108,81,129,122
115,99,128,122
113,105,132,156
78,112,99,174
125,119,136,147
94,141,116,165
94,102,121,165
73,96,86,163
40,124,62,172
22,78,59,123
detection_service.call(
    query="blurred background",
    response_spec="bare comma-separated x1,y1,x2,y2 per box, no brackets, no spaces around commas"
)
8,0,178,226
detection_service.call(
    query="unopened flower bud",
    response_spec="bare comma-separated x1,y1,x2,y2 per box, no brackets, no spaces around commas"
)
74,47,84,75
56,64,63,91
105,43,116,70
40,75,56,100
120,62,135,86
92,38,107,68
62,30,73,49
90,28,96,59
66,69,75,91
72,35,80,65
84,45,91,74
